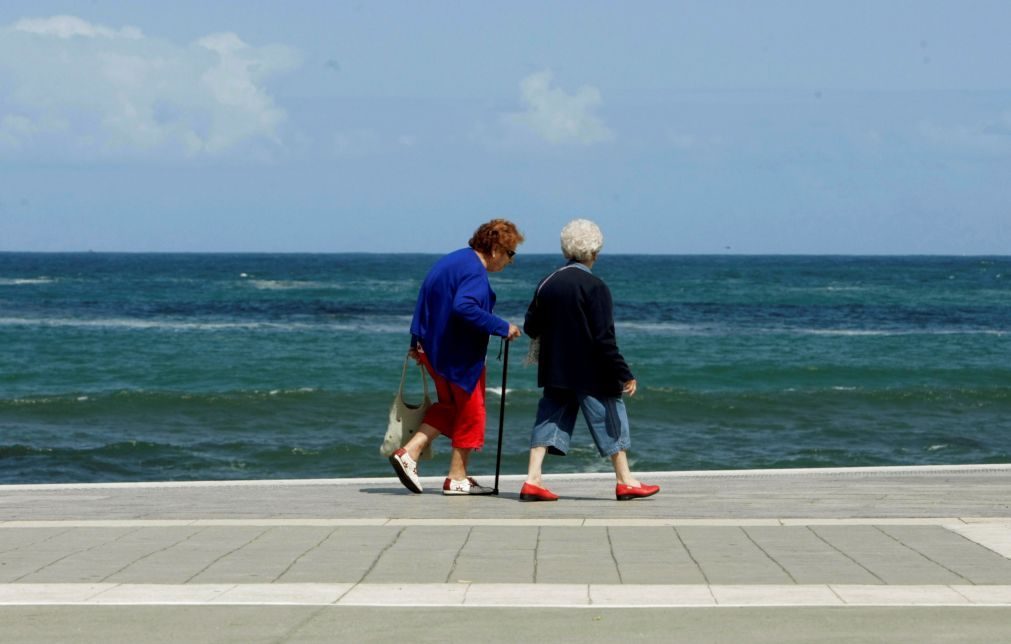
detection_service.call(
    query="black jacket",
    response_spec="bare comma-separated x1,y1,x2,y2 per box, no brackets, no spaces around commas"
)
524,263,634,397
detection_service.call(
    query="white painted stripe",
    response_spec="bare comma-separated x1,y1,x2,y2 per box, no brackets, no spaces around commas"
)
711,584,842,606
213,583,352,605
1,583,1011,607
831,585,971,606
464,583,588,606
781,518,968,526
0,517,1006,529
0,584,115,604
386,518,585,527
1,463,1009,491
590,584,714,606
90,584,235,604
584,518,785,527
0,519,391,528
946,521,1011,559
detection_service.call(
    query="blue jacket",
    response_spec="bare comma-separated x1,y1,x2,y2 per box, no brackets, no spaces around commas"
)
410,248,510,392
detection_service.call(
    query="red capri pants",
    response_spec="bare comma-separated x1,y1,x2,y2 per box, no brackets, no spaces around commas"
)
419,351,487,450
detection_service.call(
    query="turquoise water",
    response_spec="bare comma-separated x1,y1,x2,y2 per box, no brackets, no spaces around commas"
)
1,253,1009,483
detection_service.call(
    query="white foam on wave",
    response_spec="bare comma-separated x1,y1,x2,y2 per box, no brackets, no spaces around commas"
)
9,313,998,338
798,328,1006,337
0,317,284,331
800,329,895,337
486,388,518,397
248,280,343,291
617,322,714,335
246,278,414,292
616,322,1006,338
0,277,55,286
264,388,319,396
0,316,409,334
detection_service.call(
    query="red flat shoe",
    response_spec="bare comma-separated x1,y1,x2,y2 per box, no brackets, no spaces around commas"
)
519,482,559,502
616,482,660,501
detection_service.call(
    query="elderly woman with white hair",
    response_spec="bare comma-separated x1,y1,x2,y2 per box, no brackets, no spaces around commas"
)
519,219,659,502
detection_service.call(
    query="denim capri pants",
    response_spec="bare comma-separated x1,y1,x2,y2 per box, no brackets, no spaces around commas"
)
530,387,631,457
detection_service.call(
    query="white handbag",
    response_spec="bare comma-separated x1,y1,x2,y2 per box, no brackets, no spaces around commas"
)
380,354,434,459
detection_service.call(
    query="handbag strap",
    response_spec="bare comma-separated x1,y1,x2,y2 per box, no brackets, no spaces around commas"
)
399,353,430,400
535,263,582,299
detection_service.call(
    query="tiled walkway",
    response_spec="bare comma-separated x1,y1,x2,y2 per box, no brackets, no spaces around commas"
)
1,465,1010,641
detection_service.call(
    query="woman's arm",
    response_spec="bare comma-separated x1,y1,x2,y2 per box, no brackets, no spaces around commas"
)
586,282,634,383
452,272,511,337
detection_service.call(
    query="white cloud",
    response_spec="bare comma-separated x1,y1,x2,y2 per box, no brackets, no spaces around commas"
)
0,15,300,160
0,114,37,150
505,70,613,145
14,14,143,40
0,113,70,151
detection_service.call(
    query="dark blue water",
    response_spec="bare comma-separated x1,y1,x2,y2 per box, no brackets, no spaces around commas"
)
1,253,1009,483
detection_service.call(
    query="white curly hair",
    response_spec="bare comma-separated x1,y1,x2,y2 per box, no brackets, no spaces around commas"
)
560,218,604,262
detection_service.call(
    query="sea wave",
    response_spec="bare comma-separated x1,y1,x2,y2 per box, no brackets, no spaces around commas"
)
244,277,416,292
1,388,327,406
643,384,1006,405
0,316,410,334
9,315,997,337
0,277,55,286
796,328,1007,337
616,321,1007,337
0,437,386,484
8,383,1006,413
617,322,715,335
247,279,343,291
0,388,407,416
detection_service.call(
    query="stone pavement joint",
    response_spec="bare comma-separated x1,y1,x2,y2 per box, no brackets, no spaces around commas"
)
0,465,1009,610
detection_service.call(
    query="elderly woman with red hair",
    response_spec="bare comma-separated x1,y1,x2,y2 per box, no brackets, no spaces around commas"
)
390,219,524,495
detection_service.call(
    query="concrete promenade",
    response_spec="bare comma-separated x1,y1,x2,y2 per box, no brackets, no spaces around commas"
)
1,464,1010,642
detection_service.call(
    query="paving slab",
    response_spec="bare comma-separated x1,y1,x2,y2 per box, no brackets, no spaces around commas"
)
0,464,1009,642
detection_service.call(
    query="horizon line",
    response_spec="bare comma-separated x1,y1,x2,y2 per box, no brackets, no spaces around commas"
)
2,250,1009,259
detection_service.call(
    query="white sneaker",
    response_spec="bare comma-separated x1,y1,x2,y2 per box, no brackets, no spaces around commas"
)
389,448,422,493
442,477,494,496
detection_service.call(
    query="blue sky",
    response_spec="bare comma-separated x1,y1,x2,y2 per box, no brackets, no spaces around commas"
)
1,1,1009,254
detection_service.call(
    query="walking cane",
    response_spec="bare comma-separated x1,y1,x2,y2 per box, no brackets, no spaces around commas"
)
493,338,510,495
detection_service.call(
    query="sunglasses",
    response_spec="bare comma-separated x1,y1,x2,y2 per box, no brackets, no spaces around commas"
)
505,249,516,259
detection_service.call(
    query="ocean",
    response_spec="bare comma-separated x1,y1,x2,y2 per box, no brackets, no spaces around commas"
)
1,252,1009,484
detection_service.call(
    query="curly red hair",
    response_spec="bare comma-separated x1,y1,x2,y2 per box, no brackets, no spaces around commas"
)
468,219,525,254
